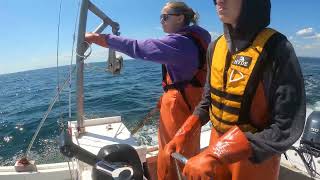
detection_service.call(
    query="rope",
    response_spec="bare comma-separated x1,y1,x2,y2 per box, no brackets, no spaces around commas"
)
64,0,81,178
26,67,75,157
69,0,80,119
56,0,63,103
75,40,92,59
84,62,107,73
131,106,159,135
55,0,66,140
67,160,74,179
25,49,91,158
68,0,81,119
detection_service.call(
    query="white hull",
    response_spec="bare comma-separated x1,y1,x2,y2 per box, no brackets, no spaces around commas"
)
0,116,319,180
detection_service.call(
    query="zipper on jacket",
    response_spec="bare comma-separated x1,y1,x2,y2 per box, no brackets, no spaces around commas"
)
223,52,232,91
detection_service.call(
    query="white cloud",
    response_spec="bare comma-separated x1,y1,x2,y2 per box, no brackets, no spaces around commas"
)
293,42,316,50
293,42,320,58
304,33,320,40
290,27,320,57
296,27,320,40
302,44,318,50
296,27,316,37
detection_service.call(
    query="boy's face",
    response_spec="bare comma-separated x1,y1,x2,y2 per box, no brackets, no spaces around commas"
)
215,0,242,26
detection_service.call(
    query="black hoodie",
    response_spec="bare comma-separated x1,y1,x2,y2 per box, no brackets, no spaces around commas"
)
194,0,306,163
224,0,270,53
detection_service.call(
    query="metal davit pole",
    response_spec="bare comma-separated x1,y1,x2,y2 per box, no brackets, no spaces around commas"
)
75,0,119,134
76,0,89,134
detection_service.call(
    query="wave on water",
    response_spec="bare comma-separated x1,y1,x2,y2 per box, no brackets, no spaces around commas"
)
0,57,320,165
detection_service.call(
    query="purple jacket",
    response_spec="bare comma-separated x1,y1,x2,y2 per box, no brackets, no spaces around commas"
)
105,25,211,83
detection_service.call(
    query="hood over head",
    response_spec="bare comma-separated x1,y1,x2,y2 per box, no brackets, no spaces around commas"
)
223,0,271,53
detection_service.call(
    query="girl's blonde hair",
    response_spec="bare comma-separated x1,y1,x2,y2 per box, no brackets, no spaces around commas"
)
165,1,199,25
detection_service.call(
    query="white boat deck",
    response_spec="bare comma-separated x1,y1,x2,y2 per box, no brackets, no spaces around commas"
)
0,162,72,180
280,141,320,179
0,116,319,180
68,116,147,163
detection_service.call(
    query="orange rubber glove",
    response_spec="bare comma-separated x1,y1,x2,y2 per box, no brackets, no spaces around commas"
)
182,126,252,179
158,115,201,179
165,115,201,154
85,32,108,48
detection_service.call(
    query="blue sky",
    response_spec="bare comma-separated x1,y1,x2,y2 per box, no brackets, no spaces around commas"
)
0,0,319,74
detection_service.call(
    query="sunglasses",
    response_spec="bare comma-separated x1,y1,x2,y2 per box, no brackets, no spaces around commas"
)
160,14,181,21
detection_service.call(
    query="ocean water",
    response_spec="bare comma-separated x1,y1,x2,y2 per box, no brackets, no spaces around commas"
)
0,58,320,166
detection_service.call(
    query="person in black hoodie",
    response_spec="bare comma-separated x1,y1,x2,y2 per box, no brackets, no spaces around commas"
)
161,0,306,179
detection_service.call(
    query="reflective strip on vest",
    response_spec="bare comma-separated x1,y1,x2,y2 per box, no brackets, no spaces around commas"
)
209,28,277,133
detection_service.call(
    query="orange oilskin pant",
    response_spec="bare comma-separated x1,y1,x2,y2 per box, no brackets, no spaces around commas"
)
209,128,280,180
157,85,203,180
